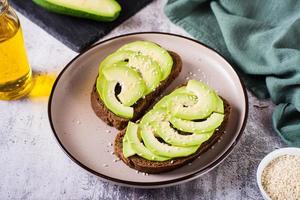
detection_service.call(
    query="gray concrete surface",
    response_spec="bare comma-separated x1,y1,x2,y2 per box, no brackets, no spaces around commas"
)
0,0,285,199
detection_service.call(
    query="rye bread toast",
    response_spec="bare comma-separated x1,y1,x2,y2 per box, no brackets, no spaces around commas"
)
91,51,182,130
114,100,230,174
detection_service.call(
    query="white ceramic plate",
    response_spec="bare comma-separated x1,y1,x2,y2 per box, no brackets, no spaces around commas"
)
48,32,248,188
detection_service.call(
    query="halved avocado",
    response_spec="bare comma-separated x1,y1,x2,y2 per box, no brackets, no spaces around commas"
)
100,51,162,94
169,80,216,120
140,124,200,157
170,113,225,134
124,122,170,161
117,41,173,80
102,79,133,119
151,121,210,147
102,64,146,106
33,0,121,22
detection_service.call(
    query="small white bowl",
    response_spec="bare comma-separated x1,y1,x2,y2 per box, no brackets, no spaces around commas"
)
257,147,300,200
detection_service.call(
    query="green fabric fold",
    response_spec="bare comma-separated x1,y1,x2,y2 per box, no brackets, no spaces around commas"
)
165,0,300,147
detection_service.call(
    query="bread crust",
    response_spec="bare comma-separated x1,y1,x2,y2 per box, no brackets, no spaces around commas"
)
91,51,182,130
114,100,231,174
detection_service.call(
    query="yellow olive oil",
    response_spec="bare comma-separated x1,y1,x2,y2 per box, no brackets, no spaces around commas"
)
0,4,32,100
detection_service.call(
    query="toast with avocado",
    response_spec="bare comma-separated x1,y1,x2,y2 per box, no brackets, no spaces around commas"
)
114,80,230,173
91,41,182,130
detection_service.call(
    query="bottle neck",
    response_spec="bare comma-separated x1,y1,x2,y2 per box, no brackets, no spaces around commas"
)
0,0,8,16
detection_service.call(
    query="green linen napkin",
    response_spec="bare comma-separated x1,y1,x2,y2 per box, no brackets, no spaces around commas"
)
165,0,300,147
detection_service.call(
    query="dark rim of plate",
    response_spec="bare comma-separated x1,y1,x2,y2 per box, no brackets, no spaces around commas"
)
48,32,249,187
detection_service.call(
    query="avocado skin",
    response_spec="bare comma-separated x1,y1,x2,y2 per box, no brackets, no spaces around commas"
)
32,0,121,22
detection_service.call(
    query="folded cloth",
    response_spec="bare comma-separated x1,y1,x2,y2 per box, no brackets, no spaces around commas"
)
165,0,300,147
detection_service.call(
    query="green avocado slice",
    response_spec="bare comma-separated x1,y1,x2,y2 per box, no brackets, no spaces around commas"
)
100,50,162,94
169,80,216,120
140,124,200,157
102,64,146,106
140,108,169,125
101,79,133,119
214,93,224,114
151,121,210,147
169,113,225,134
96,75,105,100
122,134,136,158
33,0,121,22
124,122,170,161
117,41,173,80
153,87,197,110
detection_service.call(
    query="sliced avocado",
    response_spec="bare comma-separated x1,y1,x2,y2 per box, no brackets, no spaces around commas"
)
124,122,170,161
140,108,169,125
140,124,200,157
153,87,197,110
214,93,224,114
118,41,173,80
102,64,146,106
33,0,121,22
122,135,136,158
96,75,105,99
170,113,224,134
100,51,162,94
151,121,210,147
169,80,216,120
102,80,133,119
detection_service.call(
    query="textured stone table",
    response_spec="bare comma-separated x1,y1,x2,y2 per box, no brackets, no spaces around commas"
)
0,1,286,199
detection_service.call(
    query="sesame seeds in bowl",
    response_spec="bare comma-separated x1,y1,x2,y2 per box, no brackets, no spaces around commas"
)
257,148,300,200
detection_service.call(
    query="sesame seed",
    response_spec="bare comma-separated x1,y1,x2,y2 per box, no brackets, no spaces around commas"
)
262,155,300,199
103,164,108,167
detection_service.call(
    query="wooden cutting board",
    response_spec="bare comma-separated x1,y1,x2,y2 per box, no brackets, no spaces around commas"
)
10,0,153,52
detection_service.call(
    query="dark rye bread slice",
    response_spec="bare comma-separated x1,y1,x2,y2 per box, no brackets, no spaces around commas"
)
114,100,230,174
91,51,182,130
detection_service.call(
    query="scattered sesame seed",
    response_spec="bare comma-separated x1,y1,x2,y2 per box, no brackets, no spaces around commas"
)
170,160,174,164
103,164,108,167
188,163,192,166
76,120,81,125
